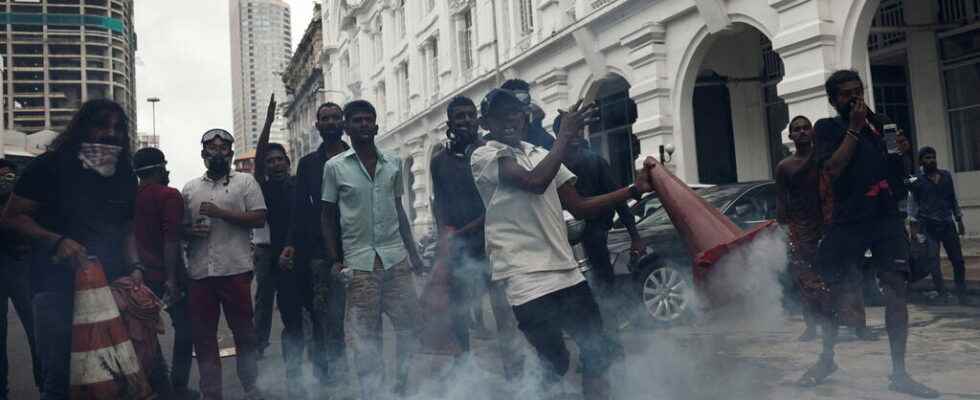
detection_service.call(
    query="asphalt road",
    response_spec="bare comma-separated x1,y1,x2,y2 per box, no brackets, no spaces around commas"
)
5,293,980,399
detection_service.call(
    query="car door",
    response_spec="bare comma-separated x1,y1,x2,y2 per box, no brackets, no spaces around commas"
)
724,183,777,228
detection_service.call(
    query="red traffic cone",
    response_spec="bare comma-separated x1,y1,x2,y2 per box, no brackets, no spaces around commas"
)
70,256,153,400
644,158,778,304
418,228,463,356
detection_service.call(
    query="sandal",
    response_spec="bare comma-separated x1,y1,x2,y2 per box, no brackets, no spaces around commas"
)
889,374,940,398
797,357,838,387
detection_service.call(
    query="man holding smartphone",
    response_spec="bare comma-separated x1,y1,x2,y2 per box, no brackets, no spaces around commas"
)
799,70,938,398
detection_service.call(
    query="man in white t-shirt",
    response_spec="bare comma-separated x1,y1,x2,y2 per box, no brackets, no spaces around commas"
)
470,89,656,399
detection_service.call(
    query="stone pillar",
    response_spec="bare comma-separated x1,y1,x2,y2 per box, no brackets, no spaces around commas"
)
904,0,953,170
405,134,434,237
770,0,839,140
619,22,673,170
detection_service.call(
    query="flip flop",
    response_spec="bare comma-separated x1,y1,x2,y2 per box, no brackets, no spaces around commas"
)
798,358,838,387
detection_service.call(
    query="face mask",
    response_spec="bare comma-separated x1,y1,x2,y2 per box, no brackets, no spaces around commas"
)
204,152,232,176
78,142,123,177
0,172,16,196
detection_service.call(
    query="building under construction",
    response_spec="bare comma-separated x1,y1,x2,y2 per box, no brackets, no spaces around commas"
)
0,0,137,149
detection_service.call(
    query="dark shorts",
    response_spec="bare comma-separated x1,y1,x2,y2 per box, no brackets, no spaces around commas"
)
816,216,910,285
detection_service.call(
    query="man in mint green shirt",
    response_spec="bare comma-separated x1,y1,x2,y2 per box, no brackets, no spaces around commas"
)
321,100,424,399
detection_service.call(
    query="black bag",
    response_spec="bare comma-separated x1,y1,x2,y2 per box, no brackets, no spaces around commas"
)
908,234,939,283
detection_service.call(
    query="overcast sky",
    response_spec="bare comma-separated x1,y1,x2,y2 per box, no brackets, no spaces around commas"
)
133,0,316,189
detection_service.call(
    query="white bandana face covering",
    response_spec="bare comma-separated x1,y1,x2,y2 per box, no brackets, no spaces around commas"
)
78,142,123,177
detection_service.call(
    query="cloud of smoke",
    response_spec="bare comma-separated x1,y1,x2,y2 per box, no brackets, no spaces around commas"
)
397,229,794,399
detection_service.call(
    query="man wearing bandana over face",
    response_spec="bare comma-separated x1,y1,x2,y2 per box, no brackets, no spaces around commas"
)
181,129,267,400
0,99,142,400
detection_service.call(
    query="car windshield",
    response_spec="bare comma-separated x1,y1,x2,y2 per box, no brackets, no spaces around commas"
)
638,185,746,227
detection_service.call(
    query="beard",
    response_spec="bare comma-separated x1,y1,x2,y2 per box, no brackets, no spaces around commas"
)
319,127,343,143
923,163,938,173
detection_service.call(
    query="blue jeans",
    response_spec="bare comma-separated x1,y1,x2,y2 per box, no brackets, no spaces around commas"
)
32,291,73,400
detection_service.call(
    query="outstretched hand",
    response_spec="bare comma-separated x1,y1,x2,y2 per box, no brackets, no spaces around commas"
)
556,100,599,140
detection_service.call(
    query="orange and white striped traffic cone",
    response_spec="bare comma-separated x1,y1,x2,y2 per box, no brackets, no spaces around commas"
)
70,256,153,400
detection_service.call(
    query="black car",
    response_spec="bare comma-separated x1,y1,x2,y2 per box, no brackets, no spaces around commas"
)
573,181,779,324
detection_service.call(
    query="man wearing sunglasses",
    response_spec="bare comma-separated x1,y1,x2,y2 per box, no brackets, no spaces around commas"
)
181,129,267,400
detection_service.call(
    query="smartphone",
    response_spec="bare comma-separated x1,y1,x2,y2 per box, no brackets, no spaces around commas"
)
883,123,899,154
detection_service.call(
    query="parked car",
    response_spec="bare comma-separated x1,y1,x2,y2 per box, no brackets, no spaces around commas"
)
573,181,779,325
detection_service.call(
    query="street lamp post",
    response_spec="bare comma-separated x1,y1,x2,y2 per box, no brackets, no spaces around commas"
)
146,97,161,139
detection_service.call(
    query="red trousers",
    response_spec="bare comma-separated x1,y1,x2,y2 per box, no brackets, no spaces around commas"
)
188,272,258,400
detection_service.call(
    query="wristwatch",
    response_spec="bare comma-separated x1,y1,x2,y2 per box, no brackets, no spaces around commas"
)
628,185,643,201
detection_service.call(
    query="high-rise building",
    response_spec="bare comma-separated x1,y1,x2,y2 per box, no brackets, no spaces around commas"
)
137,131,158,149
229,0,291,156
0,0,138,150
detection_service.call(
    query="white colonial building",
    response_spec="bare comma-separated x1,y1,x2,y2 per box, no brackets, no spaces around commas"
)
316,0,980,238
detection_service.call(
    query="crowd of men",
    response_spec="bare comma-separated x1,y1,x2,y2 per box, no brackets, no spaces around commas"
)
0,70,970,400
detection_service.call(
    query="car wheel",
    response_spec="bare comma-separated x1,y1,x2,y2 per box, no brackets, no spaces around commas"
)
641,265,691,323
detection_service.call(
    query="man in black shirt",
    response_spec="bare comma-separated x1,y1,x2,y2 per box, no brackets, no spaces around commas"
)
0,100,143,400
250,95,311,397
800,70,938,398
0,159,41,400
429,96,524,378
554,115,645,301
909,147,969,305
279,101,350,390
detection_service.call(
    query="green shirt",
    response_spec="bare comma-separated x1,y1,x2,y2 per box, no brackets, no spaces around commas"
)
321,148,406,271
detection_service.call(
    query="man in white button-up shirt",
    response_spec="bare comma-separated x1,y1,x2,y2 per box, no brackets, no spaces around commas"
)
182,129,267,400
471,89,656,400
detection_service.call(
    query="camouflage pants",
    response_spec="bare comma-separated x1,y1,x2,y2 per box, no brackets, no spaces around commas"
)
346,258,420,399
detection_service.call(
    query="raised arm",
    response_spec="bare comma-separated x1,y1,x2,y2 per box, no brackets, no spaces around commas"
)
498,102,596,194
253,94,277,181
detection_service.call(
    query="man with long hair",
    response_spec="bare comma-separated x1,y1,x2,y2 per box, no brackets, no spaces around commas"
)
0,99,144,400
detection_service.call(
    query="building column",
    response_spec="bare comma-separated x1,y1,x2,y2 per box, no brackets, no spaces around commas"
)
405,134,434,237
770,0,839,138
904,1,953,171
619,22,673,170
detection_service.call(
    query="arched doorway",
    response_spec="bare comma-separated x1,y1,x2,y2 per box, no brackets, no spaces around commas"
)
690,24,787,184
586,74,639,186
693,70,736,184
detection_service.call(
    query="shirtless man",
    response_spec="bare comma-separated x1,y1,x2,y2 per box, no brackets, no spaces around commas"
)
775,116,824,341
